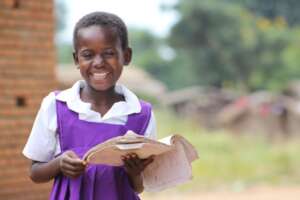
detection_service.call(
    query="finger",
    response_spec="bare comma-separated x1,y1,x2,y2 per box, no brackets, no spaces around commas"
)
63,162,86,172
126,158,146,174
61,152,79,164
66,151,80,159
82,160,88,166
64,156,85,167
128,154,141,167
61,166,84,177
140,156,155,170
125,153,139,159
142,157,154,168
129,153,138,158
61,157,86,170
63,169,82,178
123,157,136,169
69,158,85,167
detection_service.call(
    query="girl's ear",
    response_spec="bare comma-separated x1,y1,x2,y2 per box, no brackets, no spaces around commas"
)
73,52,79,68
123,48,132,66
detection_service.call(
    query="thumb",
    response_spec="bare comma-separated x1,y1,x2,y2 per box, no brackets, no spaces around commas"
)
142,155,155,167
66,150,80,159
65,151,85,164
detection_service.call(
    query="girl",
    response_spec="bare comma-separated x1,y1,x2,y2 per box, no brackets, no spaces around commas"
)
23,12,156,200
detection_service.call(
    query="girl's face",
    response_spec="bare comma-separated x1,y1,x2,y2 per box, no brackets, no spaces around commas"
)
74,25,131,92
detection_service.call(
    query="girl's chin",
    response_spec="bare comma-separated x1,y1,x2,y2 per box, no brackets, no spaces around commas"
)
90,82,115,91
83,77,116,91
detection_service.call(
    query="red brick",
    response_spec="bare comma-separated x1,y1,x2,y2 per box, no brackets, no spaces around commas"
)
0,0,56,198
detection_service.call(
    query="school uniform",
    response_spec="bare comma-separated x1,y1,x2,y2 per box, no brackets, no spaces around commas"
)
23,80,156,200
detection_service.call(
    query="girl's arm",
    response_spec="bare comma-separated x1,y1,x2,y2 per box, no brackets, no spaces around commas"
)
122,153,154,193
30,151,86,183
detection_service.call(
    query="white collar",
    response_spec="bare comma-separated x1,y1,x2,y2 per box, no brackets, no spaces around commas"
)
56,80,141,119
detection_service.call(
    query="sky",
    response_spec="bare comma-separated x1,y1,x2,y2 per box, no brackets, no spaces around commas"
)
58,0,178,42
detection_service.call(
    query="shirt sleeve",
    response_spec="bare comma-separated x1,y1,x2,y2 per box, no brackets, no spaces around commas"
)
22,92,58,162
144,111,157,140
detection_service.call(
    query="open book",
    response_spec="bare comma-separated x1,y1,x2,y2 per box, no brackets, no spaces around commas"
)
83,131,199,192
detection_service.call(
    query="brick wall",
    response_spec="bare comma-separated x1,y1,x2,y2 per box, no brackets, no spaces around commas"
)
0,0,57,199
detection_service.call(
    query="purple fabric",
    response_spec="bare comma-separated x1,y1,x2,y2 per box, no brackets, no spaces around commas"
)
49,97,152,200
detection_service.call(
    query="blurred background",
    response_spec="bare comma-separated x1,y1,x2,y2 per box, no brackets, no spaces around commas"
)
1,0,300,199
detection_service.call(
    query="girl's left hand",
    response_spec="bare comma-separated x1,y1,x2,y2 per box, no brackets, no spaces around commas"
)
122,153,154,177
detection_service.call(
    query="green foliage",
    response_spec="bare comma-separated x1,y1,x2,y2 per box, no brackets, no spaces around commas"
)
226,0,300,26
155,108,300,190
279,28,300,85
129,28,163,73
129,29,176,88
169,1,258,89
166,0,300,91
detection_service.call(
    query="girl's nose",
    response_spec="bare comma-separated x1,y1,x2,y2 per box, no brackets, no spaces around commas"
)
93,55,104,67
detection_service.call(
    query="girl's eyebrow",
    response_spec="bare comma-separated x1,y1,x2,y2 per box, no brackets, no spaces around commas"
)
103,48,115,51
79,48,92,53
78,45,117,53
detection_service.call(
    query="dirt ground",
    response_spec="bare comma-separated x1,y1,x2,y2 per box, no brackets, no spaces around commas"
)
141,186,300,200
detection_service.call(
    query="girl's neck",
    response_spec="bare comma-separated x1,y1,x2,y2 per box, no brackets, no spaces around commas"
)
80,84,124,114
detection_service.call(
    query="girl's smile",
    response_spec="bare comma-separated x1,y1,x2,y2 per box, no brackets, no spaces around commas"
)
92,72,109,80
90,71,110,83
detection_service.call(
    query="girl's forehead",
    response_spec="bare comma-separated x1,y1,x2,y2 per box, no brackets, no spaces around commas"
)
77,25,120,45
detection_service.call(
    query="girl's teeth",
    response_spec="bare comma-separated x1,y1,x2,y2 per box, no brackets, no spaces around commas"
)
93,72,108,80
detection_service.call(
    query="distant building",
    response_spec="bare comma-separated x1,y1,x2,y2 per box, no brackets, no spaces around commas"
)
0,1,56,199
162,86,237,129
218,91,300,137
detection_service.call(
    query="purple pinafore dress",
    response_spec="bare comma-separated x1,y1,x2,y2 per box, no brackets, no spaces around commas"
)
49,97,152,200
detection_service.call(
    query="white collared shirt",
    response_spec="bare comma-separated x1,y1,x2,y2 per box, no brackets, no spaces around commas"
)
23,80,156,162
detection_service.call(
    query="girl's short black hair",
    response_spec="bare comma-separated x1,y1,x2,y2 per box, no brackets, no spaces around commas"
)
73,11,129,51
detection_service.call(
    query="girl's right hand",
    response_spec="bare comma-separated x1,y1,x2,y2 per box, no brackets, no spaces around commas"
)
59,150,86,178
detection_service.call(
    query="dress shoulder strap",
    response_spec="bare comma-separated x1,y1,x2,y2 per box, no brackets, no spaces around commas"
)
125,100,152,135
53,91,65,152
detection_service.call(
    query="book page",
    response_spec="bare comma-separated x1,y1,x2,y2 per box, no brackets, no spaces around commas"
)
142,139,194,192
176,136,199,163
159,134,199,162
158,135,174,145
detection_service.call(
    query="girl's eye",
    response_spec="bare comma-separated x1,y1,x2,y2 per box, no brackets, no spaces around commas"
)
81,52,93,59
103,51,115,58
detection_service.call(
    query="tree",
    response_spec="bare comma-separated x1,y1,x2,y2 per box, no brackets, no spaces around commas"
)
168,1,257,89
225,0,300,26
167,0,294,91
129,29,176,87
